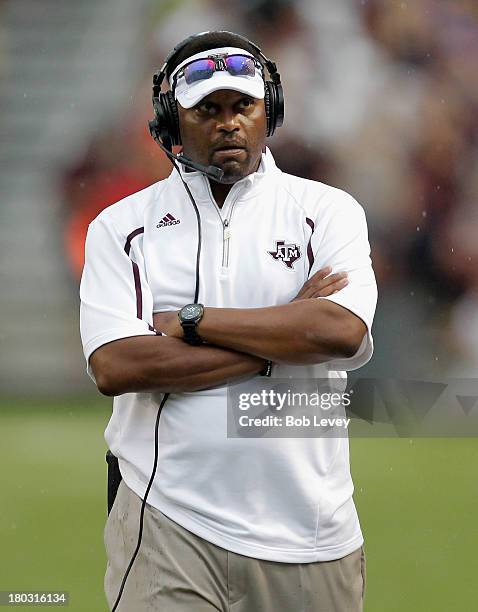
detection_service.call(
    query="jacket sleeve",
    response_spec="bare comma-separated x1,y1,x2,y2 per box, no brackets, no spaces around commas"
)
79,217,158,382
308,189,378,371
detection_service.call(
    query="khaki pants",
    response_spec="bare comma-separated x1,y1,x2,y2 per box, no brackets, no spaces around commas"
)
104,480,366,611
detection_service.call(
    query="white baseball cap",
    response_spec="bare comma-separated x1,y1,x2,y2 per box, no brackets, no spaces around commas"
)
169,46,265,109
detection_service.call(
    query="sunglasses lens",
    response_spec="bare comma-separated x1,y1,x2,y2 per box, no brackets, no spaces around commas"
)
225,55,256,77
183,59,215,84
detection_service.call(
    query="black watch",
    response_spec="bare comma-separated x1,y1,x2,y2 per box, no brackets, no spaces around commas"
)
178,303,205,345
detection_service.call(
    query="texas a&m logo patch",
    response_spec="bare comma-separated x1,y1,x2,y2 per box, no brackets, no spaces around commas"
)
268,240,302,269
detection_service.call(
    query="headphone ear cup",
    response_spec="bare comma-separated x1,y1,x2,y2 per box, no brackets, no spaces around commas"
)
273,81,284,131
264,82,273,137
164,90,181,146
152,91,181,149
264,81,284,137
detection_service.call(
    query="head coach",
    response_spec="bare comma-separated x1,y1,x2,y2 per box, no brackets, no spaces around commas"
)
79,30,377,612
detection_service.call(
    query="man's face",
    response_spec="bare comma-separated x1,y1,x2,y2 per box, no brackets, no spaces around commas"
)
177,89,267,184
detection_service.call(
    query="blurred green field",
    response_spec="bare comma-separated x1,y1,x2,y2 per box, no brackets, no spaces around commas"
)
1,397,477,611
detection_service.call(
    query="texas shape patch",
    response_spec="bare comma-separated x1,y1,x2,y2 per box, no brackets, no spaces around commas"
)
268,240,302,269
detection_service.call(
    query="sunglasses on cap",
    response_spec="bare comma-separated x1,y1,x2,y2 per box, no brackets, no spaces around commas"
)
173,54,263,88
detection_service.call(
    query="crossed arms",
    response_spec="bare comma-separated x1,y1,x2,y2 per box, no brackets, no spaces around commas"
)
89,267,367,396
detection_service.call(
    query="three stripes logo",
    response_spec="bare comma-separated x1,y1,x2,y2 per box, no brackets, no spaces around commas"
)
157,213,181,228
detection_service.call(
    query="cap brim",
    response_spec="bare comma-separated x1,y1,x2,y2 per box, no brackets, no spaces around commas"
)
177,71,265,109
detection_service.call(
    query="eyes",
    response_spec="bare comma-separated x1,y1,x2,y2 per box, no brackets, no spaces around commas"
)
195,96,255,116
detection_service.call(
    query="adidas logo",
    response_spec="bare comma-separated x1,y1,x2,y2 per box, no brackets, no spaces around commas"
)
157,213,181,228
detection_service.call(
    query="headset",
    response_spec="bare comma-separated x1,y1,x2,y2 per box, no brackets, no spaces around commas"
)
148,30,284,161
111,32,283,610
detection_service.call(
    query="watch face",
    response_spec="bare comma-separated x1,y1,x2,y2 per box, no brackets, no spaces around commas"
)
182,304,201,320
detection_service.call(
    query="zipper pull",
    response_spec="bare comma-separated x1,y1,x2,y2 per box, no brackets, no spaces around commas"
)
223,219,231,240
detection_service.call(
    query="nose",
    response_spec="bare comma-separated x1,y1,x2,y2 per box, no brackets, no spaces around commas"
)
216,108,240,133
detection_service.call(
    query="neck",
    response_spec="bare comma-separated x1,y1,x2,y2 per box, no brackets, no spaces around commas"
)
209,181,232,208
209,155,263,207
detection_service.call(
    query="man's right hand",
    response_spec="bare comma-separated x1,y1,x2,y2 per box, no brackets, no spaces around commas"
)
292,266,348,301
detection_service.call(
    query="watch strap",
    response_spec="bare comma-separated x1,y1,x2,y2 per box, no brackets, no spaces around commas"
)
181,320,203,345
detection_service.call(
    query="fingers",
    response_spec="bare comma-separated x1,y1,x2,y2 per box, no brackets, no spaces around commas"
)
294,268,348,301
317,271,348,293
317,274,348,297
303,277,348,298
298,266,332,296
313,265,332,280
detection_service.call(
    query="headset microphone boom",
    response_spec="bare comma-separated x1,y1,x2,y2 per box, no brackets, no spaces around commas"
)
147,122,225,182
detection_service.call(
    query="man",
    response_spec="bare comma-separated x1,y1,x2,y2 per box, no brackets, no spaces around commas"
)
80,30,377,612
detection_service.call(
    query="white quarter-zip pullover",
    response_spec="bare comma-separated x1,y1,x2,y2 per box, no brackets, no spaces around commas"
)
80,148,377,562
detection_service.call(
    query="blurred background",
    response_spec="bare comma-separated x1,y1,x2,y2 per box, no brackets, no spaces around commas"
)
1,1,477,610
